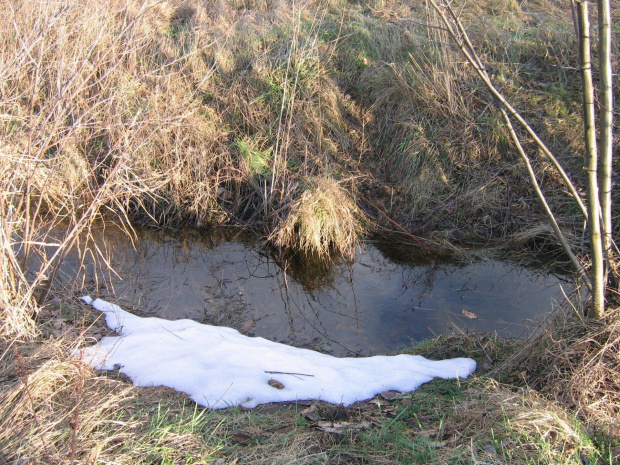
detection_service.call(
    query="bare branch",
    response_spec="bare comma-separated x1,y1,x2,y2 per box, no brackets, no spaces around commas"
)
428,0,588,219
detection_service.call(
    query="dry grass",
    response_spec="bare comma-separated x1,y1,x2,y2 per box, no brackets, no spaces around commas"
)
436,379,597,464
0,331,225,464
328,0,593,247
0,0,362,338
511,303,620,440
357,6,482,213
273,177,364,259
0,0,233,339
0,0,618,463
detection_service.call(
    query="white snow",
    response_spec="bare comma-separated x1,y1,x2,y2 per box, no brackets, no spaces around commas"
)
77,296,477,409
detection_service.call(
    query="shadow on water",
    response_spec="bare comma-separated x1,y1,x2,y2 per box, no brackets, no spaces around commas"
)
59,227,575,357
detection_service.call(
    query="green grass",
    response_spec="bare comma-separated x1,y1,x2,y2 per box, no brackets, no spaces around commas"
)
235,137,274,177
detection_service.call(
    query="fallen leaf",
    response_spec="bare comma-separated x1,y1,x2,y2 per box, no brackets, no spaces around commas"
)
380,390,401,400
367,399,396,415
215,459,238,465
369,399,387,407
461,309,479,319
482,443,496,454
300,404,316,415
259,404,286,414
572,341,590,351
267,379,285,390
217,187,232,201
301,403,319,422
415,428,439,438
240,318,255,334
230,432,252,444
480,358,494,372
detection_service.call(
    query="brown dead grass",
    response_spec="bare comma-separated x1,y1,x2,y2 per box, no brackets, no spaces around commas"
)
0,333,223,464
273,177,364,259
0,336,132,463
438,379,597,464
512,304,620,440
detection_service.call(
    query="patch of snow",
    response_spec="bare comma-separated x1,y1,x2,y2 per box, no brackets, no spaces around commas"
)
77,296,476,409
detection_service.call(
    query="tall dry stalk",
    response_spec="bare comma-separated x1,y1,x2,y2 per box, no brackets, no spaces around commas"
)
576,0,605,318
596,0,614,272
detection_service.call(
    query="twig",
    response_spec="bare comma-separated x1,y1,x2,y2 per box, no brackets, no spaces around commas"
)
360,194,428,250
69,363,84,465
264,370,314,377
13,347,54,463
159,325,184,340
499,107,591,290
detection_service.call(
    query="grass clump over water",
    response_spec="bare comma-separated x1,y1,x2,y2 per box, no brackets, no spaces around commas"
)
274,177,364,260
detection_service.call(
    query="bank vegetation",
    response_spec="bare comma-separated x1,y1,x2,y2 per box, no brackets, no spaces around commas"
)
0,0,618,463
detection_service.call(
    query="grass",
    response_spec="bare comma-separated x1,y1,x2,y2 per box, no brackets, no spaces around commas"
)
1,0,619,463
273,177,364,259
0,328,617,464
2,298,619,464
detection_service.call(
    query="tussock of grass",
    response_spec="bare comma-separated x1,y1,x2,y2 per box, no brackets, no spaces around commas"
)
273,178,363,259
0,336,131,463
437,379,597,464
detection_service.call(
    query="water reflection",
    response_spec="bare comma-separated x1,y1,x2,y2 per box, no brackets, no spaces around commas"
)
61,228,573,357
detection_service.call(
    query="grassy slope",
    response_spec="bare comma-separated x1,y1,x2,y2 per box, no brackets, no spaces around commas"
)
2,304,618,464
1,0,619,463
1,0,606,247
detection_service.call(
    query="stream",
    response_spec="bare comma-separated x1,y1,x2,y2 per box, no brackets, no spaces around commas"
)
60,227,573,357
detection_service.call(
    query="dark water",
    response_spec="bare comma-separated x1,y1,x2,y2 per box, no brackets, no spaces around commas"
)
62,228,573,357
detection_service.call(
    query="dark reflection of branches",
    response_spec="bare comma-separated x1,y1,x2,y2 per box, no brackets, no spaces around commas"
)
371,237,447,267
274,270,365,357
55,226,574,357
274,249,341,292
267,241,454,356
